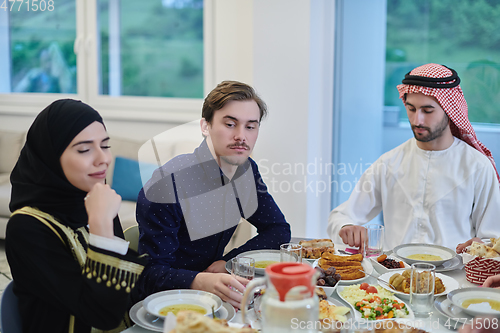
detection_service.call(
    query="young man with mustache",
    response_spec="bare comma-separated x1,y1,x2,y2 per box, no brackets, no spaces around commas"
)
134,81,290,308
327,63,500,251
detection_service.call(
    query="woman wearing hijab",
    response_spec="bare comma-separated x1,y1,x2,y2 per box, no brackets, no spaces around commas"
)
6,99,145,333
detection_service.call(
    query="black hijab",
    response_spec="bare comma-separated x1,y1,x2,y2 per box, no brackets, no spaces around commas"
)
10,99,105,229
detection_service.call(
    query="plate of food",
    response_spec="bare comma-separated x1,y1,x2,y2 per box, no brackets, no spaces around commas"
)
225,250,280,275
393,243,456,266
337,284,414,321
129,300,236,332
314,266,341,297
447,287,500,317
319,298,351,326
377,269,459,299
370,254,410,274
434,295,472,325
313,253,373,284
299,238,335,264
142,289,222,319
434,255,464,272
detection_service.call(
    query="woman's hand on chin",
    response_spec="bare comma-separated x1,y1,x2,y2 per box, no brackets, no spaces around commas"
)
85,183,121,238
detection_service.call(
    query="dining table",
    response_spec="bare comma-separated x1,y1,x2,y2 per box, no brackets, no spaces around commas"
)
121,238,482,333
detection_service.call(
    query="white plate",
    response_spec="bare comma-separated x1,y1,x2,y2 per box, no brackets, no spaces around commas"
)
143,289,222,319
434,296,472,325
377,270,460,299
447,287,500,317
393,243,456,266
218,302,236,322
225,253,312,276
322,297,354,325
226,250,281,275
316,284,338,298
129,301,235,332
434,255,464,272
313,256,373,284
129,301,164,332
370,255,411,274
304,258,317,265
253,293,352,325
336,285,414,321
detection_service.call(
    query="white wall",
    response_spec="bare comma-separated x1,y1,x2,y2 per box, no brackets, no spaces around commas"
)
252,0,334,238
252,0,311,238
0,1,332,239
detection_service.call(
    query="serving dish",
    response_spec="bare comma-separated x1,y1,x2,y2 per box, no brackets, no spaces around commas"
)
225,250,280,276
321,298,354,325
377,269,460,299
336,285,414,322
434,296,472,325
316,284,338,298
130,300,235,332
434,255,464,272
393,243,456,266
447,287,500,317
313,256,374,285
370,255,411,274
143,289,222,319
304,258,317,265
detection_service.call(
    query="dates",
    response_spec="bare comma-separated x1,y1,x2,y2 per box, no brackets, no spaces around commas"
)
376,254,405,269
380,258,404,269
315,267,340,287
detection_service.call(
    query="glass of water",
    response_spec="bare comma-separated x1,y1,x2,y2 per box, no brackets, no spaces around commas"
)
280,243,302,263
231,256,255,281
409,263,436,318
364,224,385,257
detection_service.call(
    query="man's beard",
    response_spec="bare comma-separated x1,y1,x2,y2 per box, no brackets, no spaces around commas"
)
411,113,449,143
220,155,247,166
220,143,250,166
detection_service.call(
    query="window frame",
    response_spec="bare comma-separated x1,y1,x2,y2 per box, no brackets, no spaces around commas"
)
0,0,213,122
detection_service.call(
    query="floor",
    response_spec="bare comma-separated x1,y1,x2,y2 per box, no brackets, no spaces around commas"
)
0,239,12,299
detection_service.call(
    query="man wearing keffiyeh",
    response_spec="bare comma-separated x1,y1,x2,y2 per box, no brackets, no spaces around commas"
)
327,63,500,251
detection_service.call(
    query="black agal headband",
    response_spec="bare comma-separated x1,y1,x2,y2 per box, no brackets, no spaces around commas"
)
402,65,461,88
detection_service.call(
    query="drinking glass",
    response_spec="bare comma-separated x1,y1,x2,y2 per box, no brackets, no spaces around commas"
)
409,263,436,318
231,257,255,307
280,243,302,263
231,256,255,281
364,224,385,257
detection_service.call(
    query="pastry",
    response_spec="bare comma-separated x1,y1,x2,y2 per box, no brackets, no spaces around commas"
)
299,239,335,259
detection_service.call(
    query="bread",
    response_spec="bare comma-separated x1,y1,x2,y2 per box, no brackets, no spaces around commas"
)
300,239,334,248
315,287,327,300
319,300,350,323
485,248,500,258
299,239,334,259
469,241,488,257
171,311,258,333
491,238,500,254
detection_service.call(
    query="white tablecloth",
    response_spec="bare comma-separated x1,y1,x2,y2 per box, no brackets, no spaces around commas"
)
122,254,476,332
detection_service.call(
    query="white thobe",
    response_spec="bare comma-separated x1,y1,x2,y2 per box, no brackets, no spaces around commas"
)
327,137,500,250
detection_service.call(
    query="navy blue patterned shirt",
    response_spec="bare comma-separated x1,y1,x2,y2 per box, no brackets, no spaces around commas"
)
134,140,290,299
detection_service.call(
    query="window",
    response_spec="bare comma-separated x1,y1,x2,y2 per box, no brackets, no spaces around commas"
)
385,0,500,125
2,0,76,94
332,0,500,210
97,0,203,98
0,0,205,117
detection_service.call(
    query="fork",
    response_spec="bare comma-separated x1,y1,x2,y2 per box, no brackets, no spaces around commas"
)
357,269,396,290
